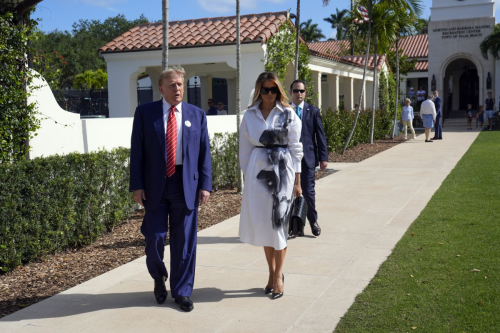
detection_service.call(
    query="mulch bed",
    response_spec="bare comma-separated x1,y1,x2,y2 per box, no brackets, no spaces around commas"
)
0,134,410,319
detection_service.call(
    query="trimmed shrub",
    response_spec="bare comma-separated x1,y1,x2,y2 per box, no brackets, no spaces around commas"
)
0,148,134,272
210,132,239,190
322,107,393,153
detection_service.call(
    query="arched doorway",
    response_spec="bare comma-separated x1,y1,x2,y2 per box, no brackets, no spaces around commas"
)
444,59,479,115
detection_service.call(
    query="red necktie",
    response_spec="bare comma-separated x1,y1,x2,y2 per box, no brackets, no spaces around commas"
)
166,106,177,177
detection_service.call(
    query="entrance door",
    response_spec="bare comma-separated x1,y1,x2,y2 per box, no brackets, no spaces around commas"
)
459,69,479,110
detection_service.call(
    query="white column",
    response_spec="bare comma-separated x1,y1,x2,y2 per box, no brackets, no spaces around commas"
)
496,59,500,104
313,71,322,109
343,77,354,111
227,78,236,114
327,74,339,111
107,62,144,117
146,67,162,101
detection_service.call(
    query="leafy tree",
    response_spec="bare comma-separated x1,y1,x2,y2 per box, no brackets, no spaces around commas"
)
32,14,149,89
73,69,108,89
414,17,429,35
324,8,349,40
480,24,500,60
300,19,325,42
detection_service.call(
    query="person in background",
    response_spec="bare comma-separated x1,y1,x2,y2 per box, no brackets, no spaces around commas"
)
417,86,426,109
420,95,436,142
477,105,484,129
408,87,415,102
401,98,416,140
465,104,473,130
431,90,442,140
217,102,228,115
207,99,218,116
289,80,328,237
485,92,495,131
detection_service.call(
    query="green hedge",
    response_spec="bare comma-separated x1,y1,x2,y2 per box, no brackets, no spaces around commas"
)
0,148,134,272
322,107,393,153
210,132,239,190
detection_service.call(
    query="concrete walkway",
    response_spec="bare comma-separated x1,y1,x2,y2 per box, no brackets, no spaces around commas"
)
1,128,480,333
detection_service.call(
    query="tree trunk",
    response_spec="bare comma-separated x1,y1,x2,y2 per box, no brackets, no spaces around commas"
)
236,0,244,192
294,0,300,80
369,34,378,144
392,38,400,139
342,1,372,155
162,0,169,70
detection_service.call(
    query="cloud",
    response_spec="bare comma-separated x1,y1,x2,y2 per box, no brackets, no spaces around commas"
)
197,0,287,14
81,0,127,12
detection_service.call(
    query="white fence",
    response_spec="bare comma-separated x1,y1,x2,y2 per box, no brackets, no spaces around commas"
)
28,75,238,159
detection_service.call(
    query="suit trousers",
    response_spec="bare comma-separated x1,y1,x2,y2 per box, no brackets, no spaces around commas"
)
141,167,198,298
300,160,318,224
434,114,442,139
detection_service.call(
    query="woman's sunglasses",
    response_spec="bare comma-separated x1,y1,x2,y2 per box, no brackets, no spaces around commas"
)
260,86,278,95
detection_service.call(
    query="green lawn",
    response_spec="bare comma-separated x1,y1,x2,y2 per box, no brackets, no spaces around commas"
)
335,131,500,333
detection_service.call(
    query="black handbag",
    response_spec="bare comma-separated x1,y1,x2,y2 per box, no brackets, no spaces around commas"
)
288,196,308,238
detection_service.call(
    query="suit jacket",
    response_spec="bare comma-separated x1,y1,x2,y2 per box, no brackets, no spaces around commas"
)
129,100,212,210
297,102,328,169
433,96,442,117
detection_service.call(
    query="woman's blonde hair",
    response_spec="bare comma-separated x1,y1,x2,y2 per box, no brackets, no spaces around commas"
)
249,72,291,108
405,98,411,104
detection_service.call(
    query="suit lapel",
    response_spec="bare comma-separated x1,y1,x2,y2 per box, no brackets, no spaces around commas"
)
182,102,193,159
152,100,166,161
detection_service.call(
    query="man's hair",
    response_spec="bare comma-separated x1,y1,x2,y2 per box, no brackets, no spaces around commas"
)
488,91,492,95
433,90,438,94
208,99,214,103
158,66,185,86
428,95,434,99
290,80,307,91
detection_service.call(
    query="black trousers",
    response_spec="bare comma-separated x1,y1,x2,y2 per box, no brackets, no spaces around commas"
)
300,161,317,223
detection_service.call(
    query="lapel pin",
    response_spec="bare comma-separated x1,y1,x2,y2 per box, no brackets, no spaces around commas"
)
185,120,191,127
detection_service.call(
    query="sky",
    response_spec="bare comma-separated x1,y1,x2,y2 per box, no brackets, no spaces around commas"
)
33,0,499,40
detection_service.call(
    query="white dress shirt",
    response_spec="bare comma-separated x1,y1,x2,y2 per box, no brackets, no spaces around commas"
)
162,98,183,165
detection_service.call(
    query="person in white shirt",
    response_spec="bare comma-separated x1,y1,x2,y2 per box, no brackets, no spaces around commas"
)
217,102,228,115
417,86,426,109
401,98,416,140
420,95,437,142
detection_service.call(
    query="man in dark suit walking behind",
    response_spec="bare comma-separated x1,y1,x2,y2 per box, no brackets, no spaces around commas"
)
432,90,443,140
130,66,212,311
289,80,328,236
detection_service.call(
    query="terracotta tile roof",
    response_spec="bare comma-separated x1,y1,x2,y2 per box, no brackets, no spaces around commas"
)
397,34,428,58
414,60,428,71
342,54,388,71
307,40,350,56
100,11,289,53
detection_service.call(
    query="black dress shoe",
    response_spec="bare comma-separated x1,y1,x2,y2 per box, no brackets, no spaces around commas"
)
272,274,284,299
310,221,321,236
154,277,168,304
175,296,194,312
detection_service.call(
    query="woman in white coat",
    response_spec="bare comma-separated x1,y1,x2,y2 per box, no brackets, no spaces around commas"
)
239,72,303,299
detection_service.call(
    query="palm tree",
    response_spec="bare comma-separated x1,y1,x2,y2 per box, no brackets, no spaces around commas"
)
294,0,301,80
300,19,326,42
324,8,349,40
391,7,416,138
480,24,500,60
162,0,169,70
236,0,243,192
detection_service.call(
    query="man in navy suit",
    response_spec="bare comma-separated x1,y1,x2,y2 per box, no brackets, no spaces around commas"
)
129,66,212,311
432,90,443,140
289,80,328,236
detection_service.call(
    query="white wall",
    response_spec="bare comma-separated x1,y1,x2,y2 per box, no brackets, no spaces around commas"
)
28,75,238,159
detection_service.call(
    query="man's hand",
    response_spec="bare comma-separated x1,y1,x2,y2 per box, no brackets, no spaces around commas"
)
319,161,328,171
198,189,210,205
133,189,146,206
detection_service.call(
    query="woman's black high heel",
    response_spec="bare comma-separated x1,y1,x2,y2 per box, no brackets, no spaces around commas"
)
264,286,273,294
272,274,284,299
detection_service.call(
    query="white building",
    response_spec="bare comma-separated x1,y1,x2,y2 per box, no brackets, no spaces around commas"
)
99,11,385,118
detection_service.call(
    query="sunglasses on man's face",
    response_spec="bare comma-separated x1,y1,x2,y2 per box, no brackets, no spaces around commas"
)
292,89,306,94
260,86,278,95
